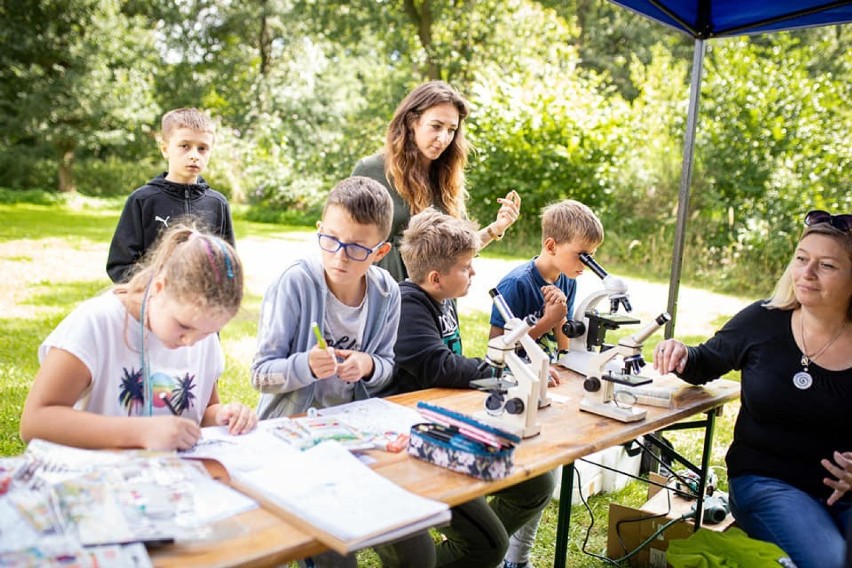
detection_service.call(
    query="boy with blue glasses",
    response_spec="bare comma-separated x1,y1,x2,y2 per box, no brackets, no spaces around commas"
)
250,176,399,420
250,177,435,568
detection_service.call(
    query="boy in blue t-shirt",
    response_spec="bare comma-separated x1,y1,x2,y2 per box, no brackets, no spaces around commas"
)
489,199,604,360
489,198,604,568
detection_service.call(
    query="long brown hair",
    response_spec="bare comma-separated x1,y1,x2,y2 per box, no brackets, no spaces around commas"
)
384,81,470,218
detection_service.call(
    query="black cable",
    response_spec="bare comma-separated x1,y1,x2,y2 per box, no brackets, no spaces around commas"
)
574,453,697,565
614,484,673,555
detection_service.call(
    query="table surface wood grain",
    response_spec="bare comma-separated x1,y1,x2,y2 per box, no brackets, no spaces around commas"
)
151,369,739,567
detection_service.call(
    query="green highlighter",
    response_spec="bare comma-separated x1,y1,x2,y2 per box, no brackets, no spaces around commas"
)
311,321,327,349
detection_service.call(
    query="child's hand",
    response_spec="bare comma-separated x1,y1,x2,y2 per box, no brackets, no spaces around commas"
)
547,367,562,387
214,402,258,435
309,345,338,379
334,350,374,382
141,417,201,451
541,285,567,306
492,190,521,234
540,285,567,327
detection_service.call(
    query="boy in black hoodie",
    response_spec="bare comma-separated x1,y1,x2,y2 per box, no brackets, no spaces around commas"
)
385,208,555,568
106,108,235,283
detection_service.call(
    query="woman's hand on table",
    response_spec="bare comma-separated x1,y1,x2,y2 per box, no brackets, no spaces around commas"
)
653,339,687,375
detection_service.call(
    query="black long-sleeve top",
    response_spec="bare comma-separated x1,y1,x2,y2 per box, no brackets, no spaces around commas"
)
679,300,852,501
382,281,492,396
106,173,235,283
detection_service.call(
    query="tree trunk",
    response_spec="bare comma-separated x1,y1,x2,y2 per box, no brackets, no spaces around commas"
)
403,0,441,80
58,144,76,193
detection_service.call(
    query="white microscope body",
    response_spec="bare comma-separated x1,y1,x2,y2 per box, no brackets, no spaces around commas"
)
473,290,551,438
558,253,640,377
579,313,671,422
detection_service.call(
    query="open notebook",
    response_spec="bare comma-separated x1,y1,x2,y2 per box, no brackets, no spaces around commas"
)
182,406,450,555
233,441,450,554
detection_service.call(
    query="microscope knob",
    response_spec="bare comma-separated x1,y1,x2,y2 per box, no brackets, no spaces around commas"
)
562,319,586,338
505,398,525,415
584,376,602,392
485,393,505,412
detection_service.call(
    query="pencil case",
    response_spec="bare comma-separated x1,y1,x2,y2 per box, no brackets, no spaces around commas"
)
407,402,520,481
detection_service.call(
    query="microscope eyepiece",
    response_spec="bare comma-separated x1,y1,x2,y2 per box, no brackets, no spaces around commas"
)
579,252,608,280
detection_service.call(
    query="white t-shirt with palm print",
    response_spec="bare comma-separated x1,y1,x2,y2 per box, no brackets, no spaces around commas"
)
38,291,222,424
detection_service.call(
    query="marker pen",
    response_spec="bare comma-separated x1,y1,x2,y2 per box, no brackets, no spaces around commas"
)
311,321,328,349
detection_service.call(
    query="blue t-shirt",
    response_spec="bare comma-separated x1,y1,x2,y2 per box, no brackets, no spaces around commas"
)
490,258,577,360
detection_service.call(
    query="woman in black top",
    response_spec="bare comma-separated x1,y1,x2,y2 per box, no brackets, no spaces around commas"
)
654,210,852,568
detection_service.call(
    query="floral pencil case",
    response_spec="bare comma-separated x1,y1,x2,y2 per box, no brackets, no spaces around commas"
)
407,402,521,481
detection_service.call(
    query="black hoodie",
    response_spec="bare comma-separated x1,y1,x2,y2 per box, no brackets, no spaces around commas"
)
106,173,235,283
383,281,492,396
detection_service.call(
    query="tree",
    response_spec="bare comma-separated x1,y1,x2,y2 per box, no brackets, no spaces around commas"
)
0,0,160,192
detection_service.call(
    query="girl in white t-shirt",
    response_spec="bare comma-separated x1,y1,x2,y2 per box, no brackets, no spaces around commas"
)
20,223,257,450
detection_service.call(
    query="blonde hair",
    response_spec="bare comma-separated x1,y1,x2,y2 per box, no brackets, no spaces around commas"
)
161,108,215,142
323,177,394,239
384,81,470,219
117,221,243,316
401,208,480,283
541,199,604,247
766,223,852,319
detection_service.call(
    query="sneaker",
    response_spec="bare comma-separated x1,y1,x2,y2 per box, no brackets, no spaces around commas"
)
503,562,528,568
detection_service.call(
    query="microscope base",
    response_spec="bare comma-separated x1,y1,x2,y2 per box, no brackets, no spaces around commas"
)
559,350,624,378
475,411,541,439
579,399,646,423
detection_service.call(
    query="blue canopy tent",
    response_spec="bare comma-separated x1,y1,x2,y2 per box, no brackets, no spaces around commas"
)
607,1,852,337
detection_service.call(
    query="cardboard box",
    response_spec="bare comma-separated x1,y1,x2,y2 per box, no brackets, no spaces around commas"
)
606,474,734,567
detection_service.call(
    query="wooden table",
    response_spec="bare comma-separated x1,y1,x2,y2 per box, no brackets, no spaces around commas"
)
150,369,739,567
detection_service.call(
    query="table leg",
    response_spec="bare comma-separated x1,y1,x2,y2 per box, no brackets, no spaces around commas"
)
692,409,717,530
554,463,575,568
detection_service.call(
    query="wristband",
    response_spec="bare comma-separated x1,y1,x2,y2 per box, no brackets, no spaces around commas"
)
486,225,504,241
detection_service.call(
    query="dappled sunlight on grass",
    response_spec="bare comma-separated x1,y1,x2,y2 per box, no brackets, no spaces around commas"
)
0,197,746,566
0,203,120,242
24,280,110,308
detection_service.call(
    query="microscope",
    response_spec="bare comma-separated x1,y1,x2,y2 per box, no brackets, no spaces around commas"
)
579,312,671,422
469,289,550,438
558,252,641,377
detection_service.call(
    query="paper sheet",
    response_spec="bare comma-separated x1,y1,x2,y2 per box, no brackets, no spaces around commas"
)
236,441,450,553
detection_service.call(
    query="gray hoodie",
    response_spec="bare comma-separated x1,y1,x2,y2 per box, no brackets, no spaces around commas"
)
251,255,400,418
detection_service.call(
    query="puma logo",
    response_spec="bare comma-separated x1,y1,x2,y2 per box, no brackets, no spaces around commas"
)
155,215,170,227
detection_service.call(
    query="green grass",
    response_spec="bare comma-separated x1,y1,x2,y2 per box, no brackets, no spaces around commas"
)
0,194,743,567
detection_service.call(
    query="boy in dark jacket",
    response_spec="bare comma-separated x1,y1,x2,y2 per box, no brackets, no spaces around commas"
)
106,108,235,283
386,208,555,568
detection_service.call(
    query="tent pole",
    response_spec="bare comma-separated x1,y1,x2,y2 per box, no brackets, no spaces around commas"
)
665,37,706,338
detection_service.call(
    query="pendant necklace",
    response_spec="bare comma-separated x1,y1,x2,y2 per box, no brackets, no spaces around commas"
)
795,314,847,390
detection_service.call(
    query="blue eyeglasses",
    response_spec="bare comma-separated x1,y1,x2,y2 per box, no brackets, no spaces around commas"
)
804,210,852,233
317,233,385,261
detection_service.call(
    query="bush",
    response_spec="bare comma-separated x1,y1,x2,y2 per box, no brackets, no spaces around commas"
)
75,156,159,197
0,145,56,191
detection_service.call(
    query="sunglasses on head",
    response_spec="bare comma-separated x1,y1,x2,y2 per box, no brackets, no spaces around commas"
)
804,210,852,232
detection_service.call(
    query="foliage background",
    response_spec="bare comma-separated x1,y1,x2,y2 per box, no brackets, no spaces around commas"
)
1,0,851,294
